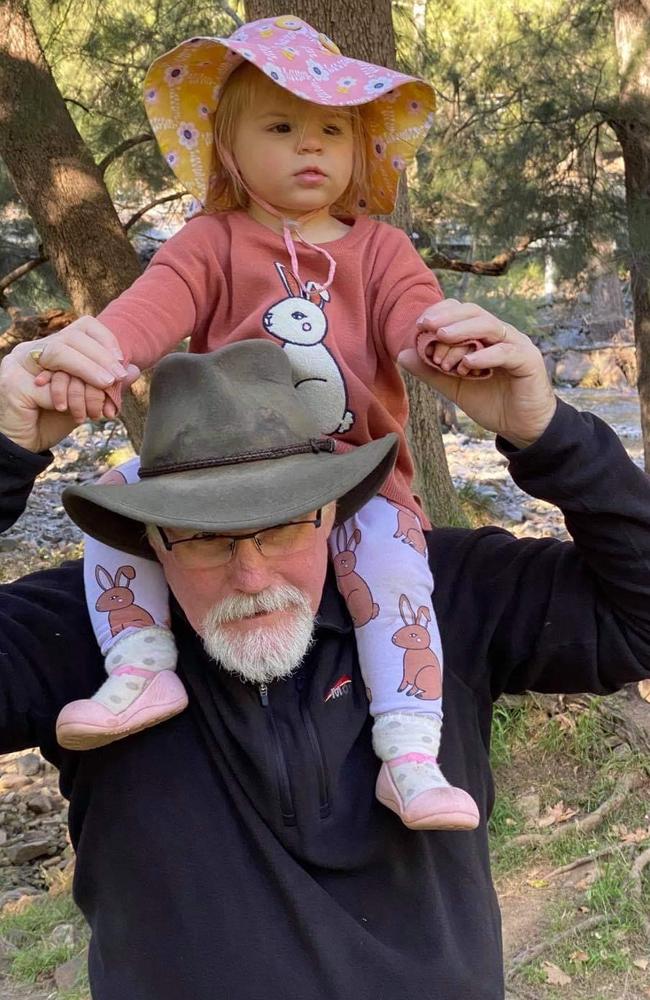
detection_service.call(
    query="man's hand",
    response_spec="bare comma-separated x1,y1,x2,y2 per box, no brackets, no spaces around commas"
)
0,346,139,454
10,316,128,422
399,299,557,448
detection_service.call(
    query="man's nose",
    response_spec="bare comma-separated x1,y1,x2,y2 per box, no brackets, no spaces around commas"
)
227,538,275,591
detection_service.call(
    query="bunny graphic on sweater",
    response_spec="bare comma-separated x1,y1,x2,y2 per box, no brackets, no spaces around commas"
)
262,263,355,435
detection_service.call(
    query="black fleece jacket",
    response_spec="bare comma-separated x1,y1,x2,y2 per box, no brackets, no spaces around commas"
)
0,400,649,1000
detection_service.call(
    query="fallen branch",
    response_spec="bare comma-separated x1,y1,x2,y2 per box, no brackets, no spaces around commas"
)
544,841,638,880
630,846,650,938
508,772,646,849
539,342,633,356
506,914,607,978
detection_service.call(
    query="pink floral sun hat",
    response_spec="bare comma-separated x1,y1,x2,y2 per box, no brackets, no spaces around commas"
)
143,14,436,215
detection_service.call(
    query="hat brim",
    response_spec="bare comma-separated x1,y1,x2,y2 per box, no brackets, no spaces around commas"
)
63,434,398,559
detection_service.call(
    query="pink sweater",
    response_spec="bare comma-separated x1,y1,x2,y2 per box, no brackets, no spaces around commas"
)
99,210,443,518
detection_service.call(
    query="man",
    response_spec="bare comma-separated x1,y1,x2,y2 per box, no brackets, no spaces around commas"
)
0,313,648,1000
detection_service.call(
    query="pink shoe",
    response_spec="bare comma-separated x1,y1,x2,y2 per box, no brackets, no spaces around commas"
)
376,762,480,831
56,670,188,751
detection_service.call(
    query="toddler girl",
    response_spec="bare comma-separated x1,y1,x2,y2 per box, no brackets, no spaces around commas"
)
53,15,481,831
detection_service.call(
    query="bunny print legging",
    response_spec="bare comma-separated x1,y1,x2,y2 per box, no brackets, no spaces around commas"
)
329,495,441,719
84,459,442,723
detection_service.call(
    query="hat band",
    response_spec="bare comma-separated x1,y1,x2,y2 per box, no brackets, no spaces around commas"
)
138,438,336,479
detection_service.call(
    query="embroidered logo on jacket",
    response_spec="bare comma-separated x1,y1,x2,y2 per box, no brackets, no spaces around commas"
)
324,675,352,702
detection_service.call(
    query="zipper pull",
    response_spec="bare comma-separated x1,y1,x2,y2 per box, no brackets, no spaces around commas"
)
259,683,269,707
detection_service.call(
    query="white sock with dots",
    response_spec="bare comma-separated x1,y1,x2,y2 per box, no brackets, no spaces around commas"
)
91,627,178,715
372,711,450,807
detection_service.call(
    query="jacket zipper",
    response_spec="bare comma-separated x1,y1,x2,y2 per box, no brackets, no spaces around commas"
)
259,684,296,826
296,675,331,819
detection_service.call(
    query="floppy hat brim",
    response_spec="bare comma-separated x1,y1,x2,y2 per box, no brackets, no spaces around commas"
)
143,18,435,214
63,434,398,559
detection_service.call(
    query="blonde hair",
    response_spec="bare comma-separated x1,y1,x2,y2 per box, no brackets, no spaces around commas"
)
207,61,369,216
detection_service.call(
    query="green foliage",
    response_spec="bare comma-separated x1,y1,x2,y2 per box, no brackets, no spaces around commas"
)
30,0,241,200
0,889,88,985
395,0,628,285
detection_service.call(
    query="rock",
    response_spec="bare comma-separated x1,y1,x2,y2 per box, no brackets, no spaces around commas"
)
0,774,32,791
0,886,41,910
25,792,52,815
54,951,87,990
581,352,628,389
48,922,76,948
4,834,56,863
0,829,7,846
554,351,592,385
516,790,541,825
0,538,19,552
15,753,43,777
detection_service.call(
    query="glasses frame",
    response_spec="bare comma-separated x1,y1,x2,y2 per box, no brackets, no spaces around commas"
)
156,509,323,562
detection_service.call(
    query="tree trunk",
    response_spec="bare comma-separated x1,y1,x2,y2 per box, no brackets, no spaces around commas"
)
0,0,149,447
612,0,650,468
587,244,626,340
244,0,465,525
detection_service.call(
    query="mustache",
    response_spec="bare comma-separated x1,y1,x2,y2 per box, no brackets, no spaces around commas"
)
204,585,311,627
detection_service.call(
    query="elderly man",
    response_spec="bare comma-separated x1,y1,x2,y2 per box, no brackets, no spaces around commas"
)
0,326,648,1000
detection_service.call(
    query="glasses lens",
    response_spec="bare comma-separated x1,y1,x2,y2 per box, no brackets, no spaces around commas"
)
257,521,317,557
171,535,233,568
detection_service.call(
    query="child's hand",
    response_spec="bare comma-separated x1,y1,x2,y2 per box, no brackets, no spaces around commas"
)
425,340,482,378
32,368,140,422
417,302,485,378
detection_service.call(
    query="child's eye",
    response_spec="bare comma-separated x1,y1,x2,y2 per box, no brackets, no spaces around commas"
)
324,124,344,135
269,122,292,133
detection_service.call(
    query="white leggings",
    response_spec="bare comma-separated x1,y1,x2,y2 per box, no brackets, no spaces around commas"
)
84,459,442,722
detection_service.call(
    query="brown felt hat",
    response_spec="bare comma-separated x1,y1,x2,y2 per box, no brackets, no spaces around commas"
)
62,340,398,558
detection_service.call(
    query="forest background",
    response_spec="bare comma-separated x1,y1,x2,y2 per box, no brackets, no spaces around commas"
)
0,2,649,999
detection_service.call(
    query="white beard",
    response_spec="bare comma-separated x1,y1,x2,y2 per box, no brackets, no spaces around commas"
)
200,584,315,684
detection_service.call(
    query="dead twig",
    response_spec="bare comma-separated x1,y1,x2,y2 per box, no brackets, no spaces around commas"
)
508,772,646,849
506,914,607,978
544,841,638,880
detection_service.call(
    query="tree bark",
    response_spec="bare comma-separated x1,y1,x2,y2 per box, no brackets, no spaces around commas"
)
244,0,465,525
611,0,650,468
0,0,149,447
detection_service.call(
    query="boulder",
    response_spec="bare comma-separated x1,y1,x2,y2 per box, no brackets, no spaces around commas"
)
554,351,592,385
15,753,43,777
54,951,87,991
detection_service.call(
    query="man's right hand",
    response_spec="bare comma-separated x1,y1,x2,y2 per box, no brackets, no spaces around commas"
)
0,343,139,454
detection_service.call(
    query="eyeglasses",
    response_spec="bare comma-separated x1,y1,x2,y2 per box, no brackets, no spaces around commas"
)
156,510,322,568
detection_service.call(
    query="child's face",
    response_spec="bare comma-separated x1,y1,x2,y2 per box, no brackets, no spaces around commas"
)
232,84,355,217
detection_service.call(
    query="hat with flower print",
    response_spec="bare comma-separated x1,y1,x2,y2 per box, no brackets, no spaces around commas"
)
143,14,435,215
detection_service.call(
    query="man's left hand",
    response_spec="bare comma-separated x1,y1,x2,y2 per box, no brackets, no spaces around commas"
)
398,299,557,449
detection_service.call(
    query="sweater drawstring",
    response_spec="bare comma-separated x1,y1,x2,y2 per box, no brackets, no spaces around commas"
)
282,219,336,296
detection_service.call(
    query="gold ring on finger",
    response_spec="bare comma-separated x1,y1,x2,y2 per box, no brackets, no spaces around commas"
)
29,348,44,366
498,324,508,342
